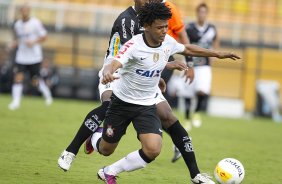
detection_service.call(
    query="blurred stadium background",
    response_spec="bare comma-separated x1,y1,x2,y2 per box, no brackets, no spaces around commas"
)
1,0,282,119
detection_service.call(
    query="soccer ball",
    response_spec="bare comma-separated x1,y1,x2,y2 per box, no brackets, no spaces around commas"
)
214,158,245,184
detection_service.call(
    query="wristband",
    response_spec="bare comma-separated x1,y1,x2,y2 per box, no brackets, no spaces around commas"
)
187,61,194,68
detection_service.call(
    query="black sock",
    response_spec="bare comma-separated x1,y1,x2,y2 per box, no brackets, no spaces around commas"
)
167,121,200,178
195,94,209,112
185,98,191,119
66,101,110,155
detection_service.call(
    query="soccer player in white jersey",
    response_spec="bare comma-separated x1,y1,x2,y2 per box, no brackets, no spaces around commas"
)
82,2,239,184
8,4,53,110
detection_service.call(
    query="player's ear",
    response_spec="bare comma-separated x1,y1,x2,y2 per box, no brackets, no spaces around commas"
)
143,23,150,30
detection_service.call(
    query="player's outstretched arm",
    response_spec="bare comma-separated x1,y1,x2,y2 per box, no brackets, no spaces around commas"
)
101,60,122,84
181,44,241,60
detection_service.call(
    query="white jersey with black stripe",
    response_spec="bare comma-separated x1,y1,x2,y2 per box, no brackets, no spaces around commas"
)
112,34,185,106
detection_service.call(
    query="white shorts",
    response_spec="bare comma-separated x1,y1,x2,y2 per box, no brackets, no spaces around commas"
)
155,87,166,104
98,68,117,101
177,66,212,98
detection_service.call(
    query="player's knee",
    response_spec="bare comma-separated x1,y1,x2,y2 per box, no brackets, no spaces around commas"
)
100,150,113,156
101,90,112,102
160,111,177,129
99,143,116,156
14,73,24,83
31,78,39,87
143,146,161,159
142,140,162,160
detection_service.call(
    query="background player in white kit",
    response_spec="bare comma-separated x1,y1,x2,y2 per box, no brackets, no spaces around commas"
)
8,4,53,110
85,2,240,184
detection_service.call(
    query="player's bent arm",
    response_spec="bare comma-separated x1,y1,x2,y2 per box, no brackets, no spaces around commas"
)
25,35,47,48
101,60,122,84
37,35,47,43
181,44,241,60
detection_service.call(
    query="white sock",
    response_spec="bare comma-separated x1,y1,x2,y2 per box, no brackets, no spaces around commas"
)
104,150,148,176
91,131,102,152
38,79,52,101
11,83,23,105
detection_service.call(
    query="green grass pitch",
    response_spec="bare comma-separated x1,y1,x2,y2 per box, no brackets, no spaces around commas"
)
0,95,281,184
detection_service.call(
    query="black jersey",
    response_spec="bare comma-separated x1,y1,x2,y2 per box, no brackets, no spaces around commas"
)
105,6,143,63
186,22,217,66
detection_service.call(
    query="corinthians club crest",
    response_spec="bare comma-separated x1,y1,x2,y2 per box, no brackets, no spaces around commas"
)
106,125,115,137
153,53,160,63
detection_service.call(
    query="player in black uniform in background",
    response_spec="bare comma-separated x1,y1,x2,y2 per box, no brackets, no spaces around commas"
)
58,1,217,183
185,3,219,128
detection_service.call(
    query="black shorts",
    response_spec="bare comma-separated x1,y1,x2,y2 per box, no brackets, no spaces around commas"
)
14,63,41,80
102,93,162,143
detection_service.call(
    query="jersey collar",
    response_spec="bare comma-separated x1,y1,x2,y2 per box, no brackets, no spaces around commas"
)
142,34,162,48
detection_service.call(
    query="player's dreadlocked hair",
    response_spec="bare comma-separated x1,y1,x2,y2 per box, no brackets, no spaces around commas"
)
139,2,172,27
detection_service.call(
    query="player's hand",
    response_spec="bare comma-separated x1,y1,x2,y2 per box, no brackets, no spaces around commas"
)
166,59,188,71
25,40,35,47
5,41,18,52
102,71,119,85
216,52,241,60
182,67,194,84
158,78,166,93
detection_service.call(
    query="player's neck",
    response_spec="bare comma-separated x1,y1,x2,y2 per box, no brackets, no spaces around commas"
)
143,33,161,48
22,16,30,22
197,21,206,27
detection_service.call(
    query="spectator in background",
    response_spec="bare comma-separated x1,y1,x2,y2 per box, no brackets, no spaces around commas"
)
8,4,53,110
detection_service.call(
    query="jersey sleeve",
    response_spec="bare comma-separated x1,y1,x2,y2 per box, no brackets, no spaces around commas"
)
166,2,185,37
114,39,135,66
107,16,135,58
35,19,47,37
167,35,185,55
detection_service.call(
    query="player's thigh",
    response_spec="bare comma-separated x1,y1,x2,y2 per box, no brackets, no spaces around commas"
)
28,63,41,86
156,100,177,129
195,66,212,95
101,90,113,102
98,80,114,102
102,95,132,145
132,105,162,158
13,64,25,83
98,68,119,102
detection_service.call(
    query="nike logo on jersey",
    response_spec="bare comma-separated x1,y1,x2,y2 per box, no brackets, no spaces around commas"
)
140,57,147,60
136,69,162,77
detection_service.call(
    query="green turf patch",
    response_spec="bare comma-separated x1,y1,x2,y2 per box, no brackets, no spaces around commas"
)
0,95,281,183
